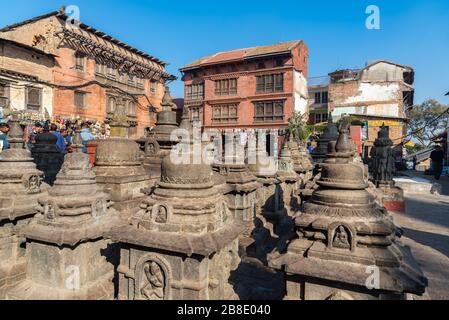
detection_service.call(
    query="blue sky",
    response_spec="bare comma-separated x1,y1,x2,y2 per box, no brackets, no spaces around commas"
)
0,0,448,102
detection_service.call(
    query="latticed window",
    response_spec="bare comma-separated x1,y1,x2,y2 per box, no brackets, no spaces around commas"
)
107,96,116,114
214,78,237,96
0,83,9,109
186,83,204,100
212,104,238,123
127,101,137,117
150,81,157,93
26,87,42,111
75,52,85,71
254,100,284,122
256,74,284,93
74,91,86,108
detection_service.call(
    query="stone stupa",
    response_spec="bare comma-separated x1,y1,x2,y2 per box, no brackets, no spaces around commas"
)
312,115,339,164
94,100,150,214
370,124,405,213
8,131,121,300
107,120,244,300
142,87,180,184
269,118,427,300
0,116,46,298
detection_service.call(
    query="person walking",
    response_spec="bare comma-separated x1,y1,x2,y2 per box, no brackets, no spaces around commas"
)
80,122,94,153
0,123,10,151
430,145,445,180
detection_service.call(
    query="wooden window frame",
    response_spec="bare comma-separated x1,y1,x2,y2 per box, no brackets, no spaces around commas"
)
254,100,284,122
256,74,284,93
314,92,321,104
74,90,87,108
214,78,237,96
211,103,238,124
25,86,42,111
0,82,10,109
75,52,86,72
186,83,204,100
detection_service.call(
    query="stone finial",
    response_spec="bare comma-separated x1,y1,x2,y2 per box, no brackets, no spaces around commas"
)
71,129,84,153
7,115,25,149
161,86,174,112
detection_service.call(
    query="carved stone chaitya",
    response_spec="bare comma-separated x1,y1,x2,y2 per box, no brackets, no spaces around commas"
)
370,125,405,213
6,133,121,300
142,87,180,183
312,116,339,164
94,108,150,214
288,136,314,201
31,125,65,186
107,121,244,300
0,117,46,298
212,135,261,257
269,118,427,300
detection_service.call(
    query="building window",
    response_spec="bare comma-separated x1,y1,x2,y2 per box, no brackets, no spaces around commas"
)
322,92,328,104
212,104,238,123
74,91,86,108
215,78,237,96
107,96,116,114
75,52,85,71
26,87,42,111
150,81,157,93
186,83,204,100
275,58,284,67
256,74,284,93
0,83,9,109
256,62,266,70
127,100,137,117
191,107,200,122
314,92,321,104
254,100,284,122
315,113,328,123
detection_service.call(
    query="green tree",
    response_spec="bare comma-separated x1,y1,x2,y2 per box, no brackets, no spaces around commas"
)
407,99,449,147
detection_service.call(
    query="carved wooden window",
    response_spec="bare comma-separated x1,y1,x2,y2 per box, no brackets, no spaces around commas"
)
314,92,321,104
215,78,237,96
212,104,238,123
26,87,42,111
107,96,116,114
150,81,157,93
256,74,283,93
254,100,284,122
322,91,328,104
0,83,9,109
75,52,85,71
128,100,137,117
186,83,204,100
74,91,86,108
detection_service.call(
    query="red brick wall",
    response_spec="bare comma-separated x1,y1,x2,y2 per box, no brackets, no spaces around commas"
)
183,43,308,130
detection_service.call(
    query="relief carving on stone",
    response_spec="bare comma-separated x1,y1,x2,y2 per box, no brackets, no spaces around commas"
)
141,261,165,300
155,205,168,224
328,223,354,251
44,201,58,220
22,174,42,194
91,199,107,218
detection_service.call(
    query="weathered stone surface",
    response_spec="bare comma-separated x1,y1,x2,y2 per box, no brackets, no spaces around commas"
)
269,117,427,300
312,116,338,164
0,116,46,298
107,120,243,300
94,109,150,214
7,135,121,300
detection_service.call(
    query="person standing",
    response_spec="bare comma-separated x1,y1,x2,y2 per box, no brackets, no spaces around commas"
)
80,122,94,153
27,122,44,151
0,123,10,151
50,124,67,153
430,145,445,180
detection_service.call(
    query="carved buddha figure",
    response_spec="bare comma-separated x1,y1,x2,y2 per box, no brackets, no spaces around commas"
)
141,262,165,300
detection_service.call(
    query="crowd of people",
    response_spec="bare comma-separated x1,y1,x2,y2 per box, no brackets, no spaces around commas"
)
0,121,96,154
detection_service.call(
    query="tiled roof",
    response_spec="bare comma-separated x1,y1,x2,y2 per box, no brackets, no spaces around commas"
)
181,40,302,70
0,9,168,67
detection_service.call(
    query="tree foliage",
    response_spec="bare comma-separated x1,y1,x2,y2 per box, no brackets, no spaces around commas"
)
407,99,449,147
287,111,324,142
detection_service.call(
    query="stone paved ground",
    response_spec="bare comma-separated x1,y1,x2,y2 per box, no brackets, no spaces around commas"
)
392,171,449,300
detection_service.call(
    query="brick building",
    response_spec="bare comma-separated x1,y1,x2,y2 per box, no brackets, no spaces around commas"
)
0,7,175,137
308,60,414,160
180,40,309,131
0,38,54,120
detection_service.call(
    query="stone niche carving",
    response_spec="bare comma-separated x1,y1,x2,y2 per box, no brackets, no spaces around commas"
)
268,117,428,300
107,119,244,300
